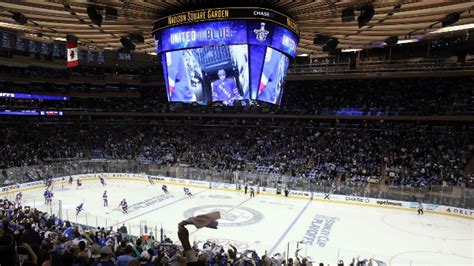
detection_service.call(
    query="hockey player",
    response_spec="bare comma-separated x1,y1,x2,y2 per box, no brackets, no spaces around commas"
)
250,187,255,197
119,199,128,214
46,190,53,205
45,177,53,189
76,178,82,189
68,176,73,185
103,190,108,207
76,203,84,216
183,187,192,196
99,175,106,186
148,175,154,185
43,189,50,204
417,202,424,215
161,184,169,194
15,192,22,207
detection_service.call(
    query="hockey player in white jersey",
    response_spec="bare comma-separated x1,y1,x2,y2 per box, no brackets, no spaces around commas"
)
183,187,192,196
76,178,82,189
119,199,128,214
99,175,106,186
15,192,22,207
103,190,108,207
148,175,154,185
76,203,84,216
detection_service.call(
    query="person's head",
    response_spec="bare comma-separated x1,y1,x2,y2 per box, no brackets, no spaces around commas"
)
78,240,87,251
100,246,113,260
218,69,226,81
140,250,150,263
125,245,134,255
90,244,101,259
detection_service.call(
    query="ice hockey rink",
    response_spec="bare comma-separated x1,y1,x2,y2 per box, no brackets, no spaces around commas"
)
16,178,474,266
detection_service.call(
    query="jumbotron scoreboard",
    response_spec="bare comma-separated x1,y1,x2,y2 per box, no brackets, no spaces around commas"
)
152,7,299,106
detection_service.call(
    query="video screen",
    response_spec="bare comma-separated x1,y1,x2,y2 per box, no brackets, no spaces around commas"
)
248,45,266,99
257,47,289,105
165,44,249,105
155,18,298,106
159,20,247,53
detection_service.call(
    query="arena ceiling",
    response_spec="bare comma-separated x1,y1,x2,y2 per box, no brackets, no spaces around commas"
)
0,0,473,58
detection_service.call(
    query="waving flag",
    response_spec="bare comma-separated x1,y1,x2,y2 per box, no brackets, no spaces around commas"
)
66,42,78,67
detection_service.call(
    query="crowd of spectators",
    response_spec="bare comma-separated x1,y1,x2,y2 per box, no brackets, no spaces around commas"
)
3,197,357,266
0,120,472,188
0,124,83,168
281,78,474,115
0,75,473,116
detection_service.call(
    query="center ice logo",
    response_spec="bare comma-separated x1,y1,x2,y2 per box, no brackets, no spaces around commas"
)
184,205,263,227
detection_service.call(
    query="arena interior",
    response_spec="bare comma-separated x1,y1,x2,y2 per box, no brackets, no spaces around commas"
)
0,1,473,266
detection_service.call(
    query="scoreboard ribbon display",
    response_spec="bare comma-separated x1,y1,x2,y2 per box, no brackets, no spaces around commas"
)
155,19,298,58
152,7,299,36
153,8,298,106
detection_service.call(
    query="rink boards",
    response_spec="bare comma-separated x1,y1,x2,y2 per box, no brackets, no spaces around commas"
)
1,172,472,220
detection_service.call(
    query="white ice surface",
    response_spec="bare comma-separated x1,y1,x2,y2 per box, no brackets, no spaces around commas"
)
16,179,473,266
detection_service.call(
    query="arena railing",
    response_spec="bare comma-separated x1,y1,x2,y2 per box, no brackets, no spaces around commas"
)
2,160,472,210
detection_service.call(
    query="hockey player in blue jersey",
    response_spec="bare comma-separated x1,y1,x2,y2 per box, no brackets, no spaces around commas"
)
99,175,106,186
102,190,108,207
43,190,50,204
161,184,169,194
76,203,84,216
46,191,54,205
119,199,128,214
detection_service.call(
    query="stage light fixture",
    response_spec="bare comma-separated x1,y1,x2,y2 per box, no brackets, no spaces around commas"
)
129,33,145,43
442,12,460,27
87,6,103,27
12,12,27,25
341,7,355,22
66,34,78,44
322,38,339,52
105,7,118,21
313,34,329,45
385,36,398,46
120,37,135,51
357,5,374,28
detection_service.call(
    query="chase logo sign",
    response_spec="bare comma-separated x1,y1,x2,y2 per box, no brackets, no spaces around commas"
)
184,205,263,227
254,22,269,42
345,196,370,203
253,11,274,18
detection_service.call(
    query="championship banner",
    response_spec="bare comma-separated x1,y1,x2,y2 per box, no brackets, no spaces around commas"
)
66,42,78,68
